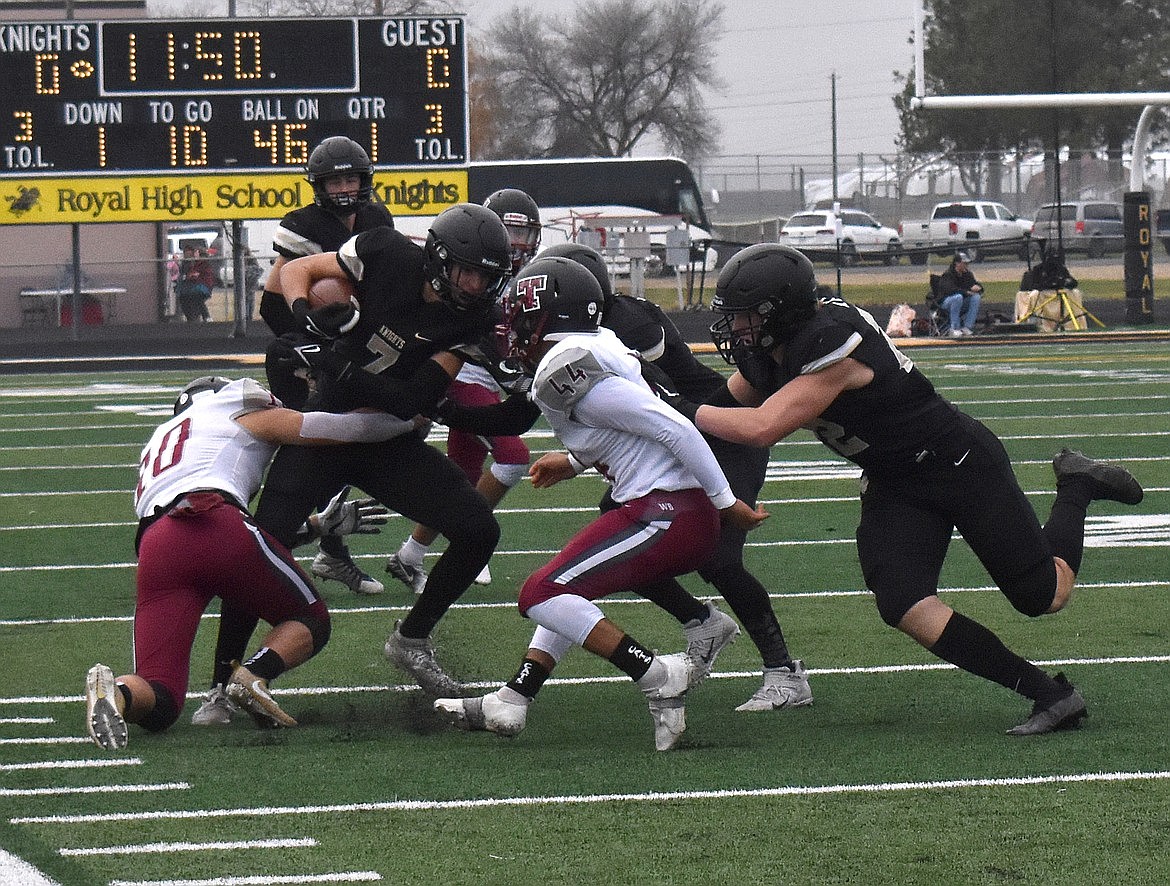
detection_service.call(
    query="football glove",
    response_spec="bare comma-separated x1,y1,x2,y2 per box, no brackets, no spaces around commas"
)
315,485,389,537
292,297,360,340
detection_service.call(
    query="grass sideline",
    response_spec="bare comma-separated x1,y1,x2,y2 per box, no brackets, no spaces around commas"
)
1,340,1168,884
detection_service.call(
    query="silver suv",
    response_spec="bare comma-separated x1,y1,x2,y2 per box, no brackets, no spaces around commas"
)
1030,201,1124,258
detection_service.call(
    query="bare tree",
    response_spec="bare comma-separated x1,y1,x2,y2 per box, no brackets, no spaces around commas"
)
473,0,725,161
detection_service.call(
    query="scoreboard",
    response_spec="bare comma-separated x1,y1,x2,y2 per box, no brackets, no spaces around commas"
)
0,17,468,175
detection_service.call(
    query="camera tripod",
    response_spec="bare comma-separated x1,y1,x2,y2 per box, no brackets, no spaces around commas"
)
1017,288,1106,332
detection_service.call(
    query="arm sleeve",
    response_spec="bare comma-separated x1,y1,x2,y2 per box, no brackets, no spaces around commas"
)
439,393,542,436
298,410,417,443
575,377,735,508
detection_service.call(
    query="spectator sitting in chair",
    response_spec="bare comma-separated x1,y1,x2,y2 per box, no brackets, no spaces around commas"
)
937,252,983,337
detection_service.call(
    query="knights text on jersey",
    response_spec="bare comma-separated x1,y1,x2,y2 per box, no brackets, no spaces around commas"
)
769,298,962,470
272,202,394,260
330,227,492,383
134,379,278,518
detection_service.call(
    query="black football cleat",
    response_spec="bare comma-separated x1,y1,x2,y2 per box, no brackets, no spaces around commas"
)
1007,673,1087,736
1052,448,1143,505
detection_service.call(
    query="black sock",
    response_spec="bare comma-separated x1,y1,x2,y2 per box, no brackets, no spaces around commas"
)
712,564,792,668
608,635,654,681
1042,482,1091,573
116,682,132,711
242,647,287,682
639,578,707,624
505,658,551,701
319,534,348,558
211,658,235,688
929,611,1058,701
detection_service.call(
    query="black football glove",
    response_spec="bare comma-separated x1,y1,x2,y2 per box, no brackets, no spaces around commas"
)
291,297,360,340
271,335,355,382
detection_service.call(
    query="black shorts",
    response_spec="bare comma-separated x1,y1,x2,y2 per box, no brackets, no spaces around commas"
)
855,414,1056,626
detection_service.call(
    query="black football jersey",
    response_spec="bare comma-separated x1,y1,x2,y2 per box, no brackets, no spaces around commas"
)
261,202,396,336
272,202,395,261
602,295,726,401
749,296,962,470
333,227,492,385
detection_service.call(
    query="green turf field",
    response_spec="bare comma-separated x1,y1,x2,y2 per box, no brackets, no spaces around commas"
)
1,339,1168,885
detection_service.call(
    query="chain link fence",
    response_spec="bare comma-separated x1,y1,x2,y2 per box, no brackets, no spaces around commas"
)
696,150,1170,243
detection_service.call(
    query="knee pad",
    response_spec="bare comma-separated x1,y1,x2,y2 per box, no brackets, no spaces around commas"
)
490,460,529,489
1000,558,1058,618
291,613,332,654
138,681,180,733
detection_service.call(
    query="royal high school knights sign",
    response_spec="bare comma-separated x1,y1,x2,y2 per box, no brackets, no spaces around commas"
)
0,16,470,223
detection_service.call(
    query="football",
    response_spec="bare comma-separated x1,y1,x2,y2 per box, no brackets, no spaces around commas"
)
307,276,356,310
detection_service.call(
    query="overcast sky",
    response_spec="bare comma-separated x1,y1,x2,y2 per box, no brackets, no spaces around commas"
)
146,0,917,162
463,0,916,161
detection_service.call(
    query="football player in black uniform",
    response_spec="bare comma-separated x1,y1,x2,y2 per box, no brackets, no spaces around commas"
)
191,136,396,726
669,243,1144,735
538,242,812,711
250,202,513,698
267,136,396,598
385,188,543,593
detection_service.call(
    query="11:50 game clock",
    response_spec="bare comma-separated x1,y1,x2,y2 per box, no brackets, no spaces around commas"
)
0,16,468,175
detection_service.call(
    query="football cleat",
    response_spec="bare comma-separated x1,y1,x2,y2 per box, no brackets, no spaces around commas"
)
637,652,697,701
1052,448,1143,505
647,696,687,751
85,664,128,751
312,550,384,595
434,690,528,737
1007,673,1087,736
385,554,428,595
384,621,463,697
191,684,237,726
735,661,814,712
225,664,297,728
683,602,740,681
474,563,492,586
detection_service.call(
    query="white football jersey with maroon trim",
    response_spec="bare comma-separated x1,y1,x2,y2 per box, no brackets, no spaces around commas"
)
532,328,733,507
135,378,279,517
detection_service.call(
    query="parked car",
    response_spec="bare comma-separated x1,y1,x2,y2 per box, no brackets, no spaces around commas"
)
1030,201,1124,258
779,209,901,265
898,201,1032,264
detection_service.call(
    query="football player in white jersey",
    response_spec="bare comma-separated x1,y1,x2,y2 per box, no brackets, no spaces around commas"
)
432,257,767,750
84,376,415,751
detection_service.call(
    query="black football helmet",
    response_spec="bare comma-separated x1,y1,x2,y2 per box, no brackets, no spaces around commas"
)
710,244,819,364
173,375,230,415
499,256,604,369
484,188,542,273
424,204,512,312
536,241,614,311
306,137,374,215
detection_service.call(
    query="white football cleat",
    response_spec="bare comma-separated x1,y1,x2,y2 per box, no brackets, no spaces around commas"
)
434,690,528,737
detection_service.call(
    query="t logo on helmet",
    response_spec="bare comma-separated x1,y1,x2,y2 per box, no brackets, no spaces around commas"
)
514,273,548,312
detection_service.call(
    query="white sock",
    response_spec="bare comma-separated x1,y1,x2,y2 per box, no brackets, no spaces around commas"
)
496,686,531,706
636,657,666,691
398,537,429,568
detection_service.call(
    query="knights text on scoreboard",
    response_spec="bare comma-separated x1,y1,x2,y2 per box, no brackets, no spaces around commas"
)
0,17,468,175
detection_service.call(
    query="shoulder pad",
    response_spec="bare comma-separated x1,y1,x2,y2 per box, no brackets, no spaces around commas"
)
228,378,280,417
533,345,613,413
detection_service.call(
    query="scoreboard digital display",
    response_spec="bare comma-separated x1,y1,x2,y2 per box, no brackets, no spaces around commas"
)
0,17,468,175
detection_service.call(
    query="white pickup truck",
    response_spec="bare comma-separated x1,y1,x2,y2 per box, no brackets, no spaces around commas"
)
898,200,1032,264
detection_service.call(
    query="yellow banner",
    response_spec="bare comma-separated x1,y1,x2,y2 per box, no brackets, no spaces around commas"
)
0,169,468,225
